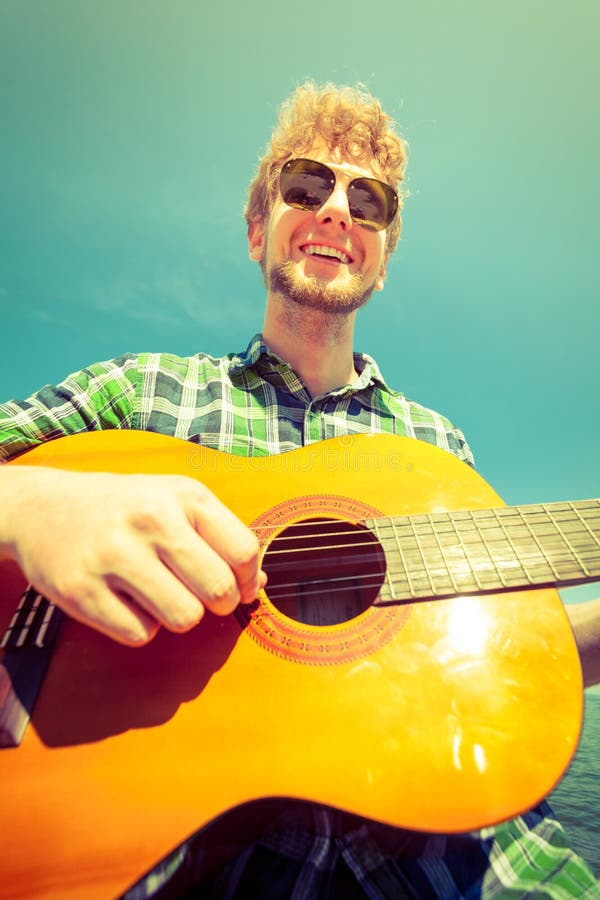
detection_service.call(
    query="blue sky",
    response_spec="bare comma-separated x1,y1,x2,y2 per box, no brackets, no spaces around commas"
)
1,0,598,624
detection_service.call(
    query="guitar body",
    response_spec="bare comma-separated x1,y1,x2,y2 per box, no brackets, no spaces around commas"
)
0,431,583,899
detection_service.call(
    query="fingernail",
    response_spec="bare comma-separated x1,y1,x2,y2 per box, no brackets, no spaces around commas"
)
241,574,266,605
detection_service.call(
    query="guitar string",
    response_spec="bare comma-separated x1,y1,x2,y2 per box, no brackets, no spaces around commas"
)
249,503,600,543
258,552,600,587
249,566,599,602
259,569,600,602
548,502,594,577
260,550,600,593
259,531,600,565
258,529,600,596
254,519,600,553
258,552,600,597
253,501,600,573
253,496,600,579
17,558,599,617
12,509,598,616
12,518,597,617
8,513,597,625
251,498,600,532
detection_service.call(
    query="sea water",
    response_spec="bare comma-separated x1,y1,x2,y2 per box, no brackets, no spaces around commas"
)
550,693,600,877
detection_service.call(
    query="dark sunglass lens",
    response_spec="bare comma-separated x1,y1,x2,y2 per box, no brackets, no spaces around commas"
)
348,179,398,231
280,160,334,210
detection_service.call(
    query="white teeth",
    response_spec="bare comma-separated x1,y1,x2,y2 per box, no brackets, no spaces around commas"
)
303,244,351,264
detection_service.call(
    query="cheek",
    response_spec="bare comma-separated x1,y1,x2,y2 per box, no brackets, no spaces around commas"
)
265,207,310,261
363,233,387,273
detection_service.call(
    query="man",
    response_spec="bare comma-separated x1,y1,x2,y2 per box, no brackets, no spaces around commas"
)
0,82,598,896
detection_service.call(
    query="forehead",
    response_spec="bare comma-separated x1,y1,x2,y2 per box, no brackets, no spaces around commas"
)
302,143,383,182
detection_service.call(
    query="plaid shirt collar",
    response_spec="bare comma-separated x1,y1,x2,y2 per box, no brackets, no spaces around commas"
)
229,333,396,398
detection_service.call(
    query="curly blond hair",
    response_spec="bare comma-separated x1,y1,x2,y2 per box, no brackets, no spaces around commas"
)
244,82,408,254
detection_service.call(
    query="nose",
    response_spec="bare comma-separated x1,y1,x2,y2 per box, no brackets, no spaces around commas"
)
314,185,353,231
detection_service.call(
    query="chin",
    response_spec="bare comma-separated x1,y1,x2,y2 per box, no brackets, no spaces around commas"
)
270,262,375,314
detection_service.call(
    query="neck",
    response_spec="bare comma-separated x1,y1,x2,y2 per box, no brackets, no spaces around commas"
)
262,296,358,397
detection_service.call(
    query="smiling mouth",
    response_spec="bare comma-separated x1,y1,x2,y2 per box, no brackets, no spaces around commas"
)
301,244,352,265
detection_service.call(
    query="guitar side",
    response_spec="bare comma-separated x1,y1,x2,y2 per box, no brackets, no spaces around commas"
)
0,431,583,899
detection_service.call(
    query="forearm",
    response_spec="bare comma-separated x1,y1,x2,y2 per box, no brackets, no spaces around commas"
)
566,599,600,688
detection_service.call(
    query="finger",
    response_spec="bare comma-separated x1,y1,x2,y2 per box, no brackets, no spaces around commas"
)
108,593,162,645
155,529,254,616
51,581,161,647
243,568,268,604
109,524,245,622
107,562,207,631
186,495,263,605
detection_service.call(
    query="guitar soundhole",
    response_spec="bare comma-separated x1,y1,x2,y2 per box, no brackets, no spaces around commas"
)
262,518,386,626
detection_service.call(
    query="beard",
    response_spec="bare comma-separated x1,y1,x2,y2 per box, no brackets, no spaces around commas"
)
269,261,376,315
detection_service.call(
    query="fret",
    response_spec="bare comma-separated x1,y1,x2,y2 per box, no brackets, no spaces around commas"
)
367,518,396,600
1,587,63,651
425,513,460,595
384,514,485,598
407,518,437,596
562,501,600,574
388,517,415,599
519,502,600,580
478,516,527,584
456,509,509,591
495,507,556,585
436,516,497,592
493,508,540,581
535,504,589,577
384,517,459,598
0,591,27,650
433,510,526,586
466,506,586,585
36,603,62,648
3,587,41,649
17,592,43,647
445,511,491,594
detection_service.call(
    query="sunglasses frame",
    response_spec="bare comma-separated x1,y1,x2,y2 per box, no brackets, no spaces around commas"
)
279,158,398,232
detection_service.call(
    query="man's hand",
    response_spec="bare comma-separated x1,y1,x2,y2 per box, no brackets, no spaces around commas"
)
1,466,265,646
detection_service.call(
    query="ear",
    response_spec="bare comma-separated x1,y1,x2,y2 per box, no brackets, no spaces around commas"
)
248,216,265,262
374,254,388,292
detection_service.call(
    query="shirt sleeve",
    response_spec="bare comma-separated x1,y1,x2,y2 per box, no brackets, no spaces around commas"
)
445,422,475,469
395,396,476,470
0,355,140,461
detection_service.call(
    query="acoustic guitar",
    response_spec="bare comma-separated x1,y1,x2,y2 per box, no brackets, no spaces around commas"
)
0,430,598,899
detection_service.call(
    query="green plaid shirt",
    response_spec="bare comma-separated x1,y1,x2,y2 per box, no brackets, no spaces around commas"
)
2,335,598,897
0,334,473,464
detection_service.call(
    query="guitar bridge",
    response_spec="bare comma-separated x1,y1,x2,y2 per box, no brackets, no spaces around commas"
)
0,588,64,748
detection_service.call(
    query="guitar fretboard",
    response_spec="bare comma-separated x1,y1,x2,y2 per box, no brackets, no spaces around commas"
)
366,499,600,604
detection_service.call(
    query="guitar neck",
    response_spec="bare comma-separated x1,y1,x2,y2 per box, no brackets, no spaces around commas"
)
368,499,600,604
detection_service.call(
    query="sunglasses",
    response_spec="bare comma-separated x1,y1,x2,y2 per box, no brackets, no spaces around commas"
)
279,158,398,232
